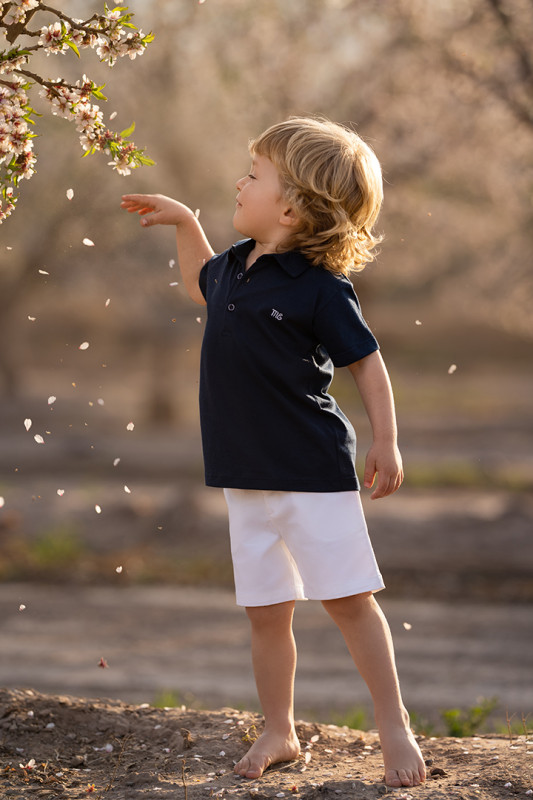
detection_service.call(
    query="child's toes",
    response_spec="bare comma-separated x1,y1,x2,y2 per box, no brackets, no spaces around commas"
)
385,768,420,788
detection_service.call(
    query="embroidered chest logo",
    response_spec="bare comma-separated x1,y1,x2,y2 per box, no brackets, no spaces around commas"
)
271,308,284,321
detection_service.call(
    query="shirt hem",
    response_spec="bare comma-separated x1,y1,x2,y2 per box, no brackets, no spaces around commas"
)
205,475,360,492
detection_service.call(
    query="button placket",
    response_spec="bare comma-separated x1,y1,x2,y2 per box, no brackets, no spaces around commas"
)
225,265,249,314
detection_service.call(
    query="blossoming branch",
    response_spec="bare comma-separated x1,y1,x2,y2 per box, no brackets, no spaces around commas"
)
0,1,154,222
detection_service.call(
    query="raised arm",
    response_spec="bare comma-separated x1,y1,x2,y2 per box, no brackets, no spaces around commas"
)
121,193,214,305
347,350,403,499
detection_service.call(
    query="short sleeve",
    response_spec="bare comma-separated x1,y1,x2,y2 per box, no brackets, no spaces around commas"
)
312,277,379,367
198,259,210,300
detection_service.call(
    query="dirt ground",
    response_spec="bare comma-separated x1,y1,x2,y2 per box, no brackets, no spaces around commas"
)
1,688,532,800
1,370,533,799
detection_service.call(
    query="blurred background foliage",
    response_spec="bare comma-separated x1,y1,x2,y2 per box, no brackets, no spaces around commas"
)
2,0,532,413
1,0,532,598
2,0,533,390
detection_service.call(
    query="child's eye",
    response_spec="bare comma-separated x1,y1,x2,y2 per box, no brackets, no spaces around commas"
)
248,173,257,180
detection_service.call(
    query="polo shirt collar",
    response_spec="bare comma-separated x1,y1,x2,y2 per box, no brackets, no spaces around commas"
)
230,238,311,278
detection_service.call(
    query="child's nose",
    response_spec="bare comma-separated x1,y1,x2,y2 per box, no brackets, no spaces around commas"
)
236,176,246,191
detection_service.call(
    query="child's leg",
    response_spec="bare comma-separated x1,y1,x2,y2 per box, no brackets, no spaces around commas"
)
234,600,301,779
322,592,426,788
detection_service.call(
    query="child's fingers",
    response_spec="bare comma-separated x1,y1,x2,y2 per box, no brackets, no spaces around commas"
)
140,213,161,227
363,457,377,491
121,200,155,215
364,454,403,499
120,194,156,214
370,469,403,499
370,475,394,499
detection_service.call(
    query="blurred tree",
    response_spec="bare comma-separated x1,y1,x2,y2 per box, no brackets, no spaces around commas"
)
1,0,532,411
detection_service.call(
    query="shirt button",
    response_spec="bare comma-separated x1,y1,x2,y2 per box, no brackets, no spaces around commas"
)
237,272,244,280
227,303,235,311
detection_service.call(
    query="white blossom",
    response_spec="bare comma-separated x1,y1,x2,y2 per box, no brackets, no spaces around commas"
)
38,21,71,54
1,3,153,222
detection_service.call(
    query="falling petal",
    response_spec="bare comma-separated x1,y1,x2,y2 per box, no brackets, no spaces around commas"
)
196,317,202,323
448,364,457,374
95,505,102,514
66,188,74,200
124,485,131,494
34,434,44,444
126,422,134,431
57,489,65,497
0,497,4,508
170,282,179,287
310,735,319,743
169,259,175,268
195,209,201,217
113,458,120,466
115,566,123,573
24,419,32,431
28,316,36,321
415,320,422,326
305,751,311,764
98,657,108,668
105,298,111,307
79,342,90,350
109,111,117,120
403,622,412,630
48,396,56,405
19,604,26,611
83,238,95,247
97,398,105,406
38,269,49,275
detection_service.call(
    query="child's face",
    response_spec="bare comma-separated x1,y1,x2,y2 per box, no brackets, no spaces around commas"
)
234,154,290,246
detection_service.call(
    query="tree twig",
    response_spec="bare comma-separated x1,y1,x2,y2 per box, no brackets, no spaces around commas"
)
181,759,188,800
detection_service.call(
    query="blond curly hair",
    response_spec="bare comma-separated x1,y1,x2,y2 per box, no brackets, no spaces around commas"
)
250,116,383,276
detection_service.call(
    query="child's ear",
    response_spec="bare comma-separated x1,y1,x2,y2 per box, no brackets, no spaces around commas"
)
279,206,300,228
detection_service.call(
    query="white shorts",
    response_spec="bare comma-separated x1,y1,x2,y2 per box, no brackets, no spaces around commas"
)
223,489,384,607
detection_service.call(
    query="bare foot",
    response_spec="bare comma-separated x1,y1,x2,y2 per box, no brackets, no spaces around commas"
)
234,729,301,779
379,723,426,787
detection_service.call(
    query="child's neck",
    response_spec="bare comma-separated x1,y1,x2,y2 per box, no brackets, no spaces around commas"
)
246,239,285,270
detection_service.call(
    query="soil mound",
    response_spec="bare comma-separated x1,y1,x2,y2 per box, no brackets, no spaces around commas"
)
1,688,531,799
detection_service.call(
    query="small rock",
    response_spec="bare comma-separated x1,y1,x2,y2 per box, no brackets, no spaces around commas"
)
181,728,195,749
430,767,447,778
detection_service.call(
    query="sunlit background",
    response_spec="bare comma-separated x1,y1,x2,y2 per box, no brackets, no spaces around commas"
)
1,0,532,732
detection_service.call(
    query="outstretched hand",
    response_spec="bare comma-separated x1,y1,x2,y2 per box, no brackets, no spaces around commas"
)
121,193,195,227
363,441,404,500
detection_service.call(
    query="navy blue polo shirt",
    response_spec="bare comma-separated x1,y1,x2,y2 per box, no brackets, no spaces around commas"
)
198,238,379,492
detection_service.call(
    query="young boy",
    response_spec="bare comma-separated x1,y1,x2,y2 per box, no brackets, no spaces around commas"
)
121,116,426,788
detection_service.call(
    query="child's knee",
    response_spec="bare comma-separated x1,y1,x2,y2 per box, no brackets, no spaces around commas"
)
246,601,295,629
322,591,374,620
